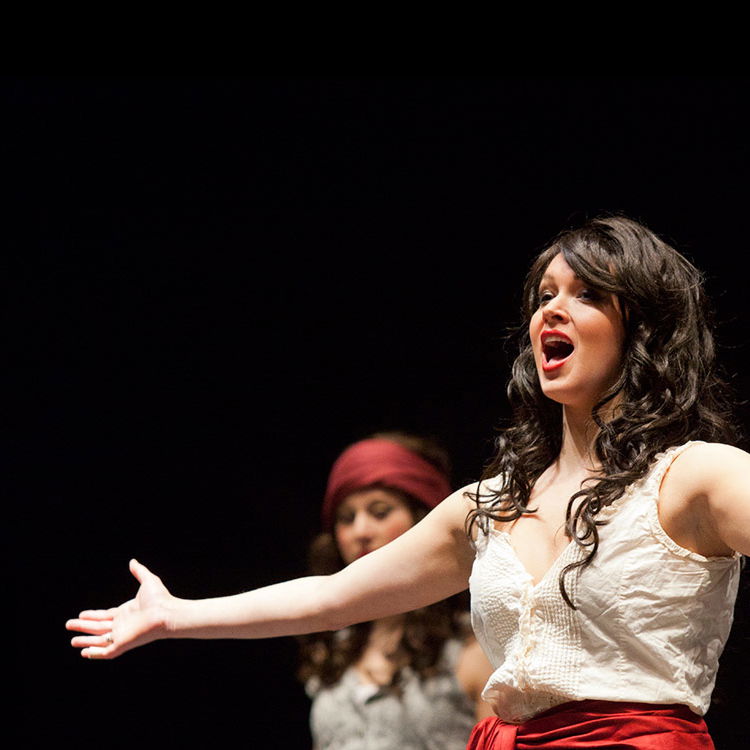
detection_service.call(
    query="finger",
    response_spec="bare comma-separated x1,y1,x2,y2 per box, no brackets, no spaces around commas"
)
66,618,113,634
71,633,114,648
129,558,151,583
82,644,117,660
76,608,118,620
130,558,164,589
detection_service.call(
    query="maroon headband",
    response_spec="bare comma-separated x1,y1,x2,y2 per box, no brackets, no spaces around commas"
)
321,438,452,530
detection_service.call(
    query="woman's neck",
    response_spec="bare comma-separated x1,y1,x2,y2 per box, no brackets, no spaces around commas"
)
354,614,407,685
370,614,405,637
557,406,601,479
557,389,622,477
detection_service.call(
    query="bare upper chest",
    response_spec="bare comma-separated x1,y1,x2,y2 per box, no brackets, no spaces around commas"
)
496,475,587,586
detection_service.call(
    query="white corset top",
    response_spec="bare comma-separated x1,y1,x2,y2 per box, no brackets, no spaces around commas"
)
469,442,741,723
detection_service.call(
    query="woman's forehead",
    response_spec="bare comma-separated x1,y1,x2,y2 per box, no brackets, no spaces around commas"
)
539,253,576,282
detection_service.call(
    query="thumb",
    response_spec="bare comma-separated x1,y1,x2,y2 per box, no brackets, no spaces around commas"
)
129,558,151,583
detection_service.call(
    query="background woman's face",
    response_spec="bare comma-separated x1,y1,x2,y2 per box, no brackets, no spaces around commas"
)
333,488,415,565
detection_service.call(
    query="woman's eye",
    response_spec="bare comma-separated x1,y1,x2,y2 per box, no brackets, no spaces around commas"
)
538,290,554,305
370,505,392,520
579,288,602,302
335,514,354,526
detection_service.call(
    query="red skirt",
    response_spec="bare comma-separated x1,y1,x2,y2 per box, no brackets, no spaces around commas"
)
466,700,714,749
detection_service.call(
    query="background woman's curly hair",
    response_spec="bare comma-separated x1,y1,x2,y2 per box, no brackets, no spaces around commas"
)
298,432,471,688
466,215,741,607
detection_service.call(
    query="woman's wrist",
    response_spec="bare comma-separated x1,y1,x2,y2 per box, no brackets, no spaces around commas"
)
160,596,192,638
161,595,241,640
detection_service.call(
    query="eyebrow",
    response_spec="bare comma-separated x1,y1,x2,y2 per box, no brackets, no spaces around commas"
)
538,273,586,286
539,271,582,286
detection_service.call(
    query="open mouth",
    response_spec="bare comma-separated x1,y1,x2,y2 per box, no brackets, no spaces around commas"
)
541,331,574,371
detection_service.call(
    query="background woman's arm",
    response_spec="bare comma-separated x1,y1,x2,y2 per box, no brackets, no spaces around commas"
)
454,638,496,720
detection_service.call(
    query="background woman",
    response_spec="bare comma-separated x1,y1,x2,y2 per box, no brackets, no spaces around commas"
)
68,216,750,749
299,431,493,748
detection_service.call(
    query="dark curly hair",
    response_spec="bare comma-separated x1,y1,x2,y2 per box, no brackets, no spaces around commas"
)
298,432,471,688
466,215,740,607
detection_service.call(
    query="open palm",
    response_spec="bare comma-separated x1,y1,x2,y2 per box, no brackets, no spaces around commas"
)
66,559,172,659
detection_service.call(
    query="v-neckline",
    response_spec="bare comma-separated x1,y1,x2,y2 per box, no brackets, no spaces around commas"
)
484,444,694,589
491,526,578,589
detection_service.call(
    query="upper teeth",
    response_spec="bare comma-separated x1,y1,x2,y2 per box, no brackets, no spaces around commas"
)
544,335,570,344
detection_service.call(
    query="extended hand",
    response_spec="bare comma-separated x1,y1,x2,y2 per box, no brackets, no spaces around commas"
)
66,559,173,659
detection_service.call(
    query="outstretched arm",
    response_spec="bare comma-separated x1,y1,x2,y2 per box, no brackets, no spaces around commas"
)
67,486,478,659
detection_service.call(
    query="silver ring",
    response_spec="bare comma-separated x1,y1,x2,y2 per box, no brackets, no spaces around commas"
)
105,632,114,644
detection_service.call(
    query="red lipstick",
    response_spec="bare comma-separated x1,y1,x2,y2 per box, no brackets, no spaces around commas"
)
541,330,575,372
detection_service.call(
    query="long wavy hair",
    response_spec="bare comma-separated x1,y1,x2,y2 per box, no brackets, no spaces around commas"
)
298,432,471,688
466,215,740,607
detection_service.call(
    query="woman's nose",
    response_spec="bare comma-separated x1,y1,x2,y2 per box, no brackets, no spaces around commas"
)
351,513,375,539
542,296,570,325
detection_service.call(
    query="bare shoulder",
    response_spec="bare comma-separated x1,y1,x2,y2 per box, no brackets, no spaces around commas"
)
386,480,481,569
666,442,750,497
441,480,482,522
661,442,750,556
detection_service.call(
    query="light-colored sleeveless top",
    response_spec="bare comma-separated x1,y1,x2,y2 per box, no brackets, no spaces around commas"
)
307,638,476,750
469,442,742,724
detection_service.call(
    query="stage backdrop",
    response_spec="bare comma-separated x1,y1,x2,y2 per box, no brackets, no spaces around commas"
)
8,77,749,748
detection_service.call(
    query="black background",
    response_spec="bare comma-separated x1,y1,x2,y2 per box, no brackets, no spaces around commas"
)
8,77,750,747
